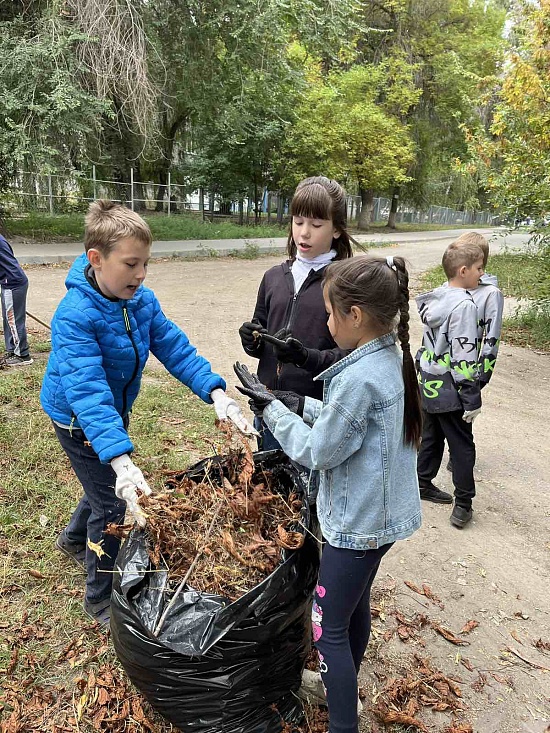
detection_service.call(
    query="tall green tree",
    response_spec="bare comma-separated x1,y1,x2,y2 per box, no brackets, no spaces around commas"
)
0,7,109,194
358,0,506,225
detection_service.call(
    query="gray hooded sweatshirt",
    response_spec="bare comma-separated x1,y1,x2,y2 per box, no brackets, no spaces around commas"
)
442,273,504,388
416,285,481,413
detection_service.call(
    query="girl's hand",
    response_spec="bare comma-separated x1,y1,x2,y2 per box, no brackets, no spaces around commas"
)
233,362,276,414
261,329,309,367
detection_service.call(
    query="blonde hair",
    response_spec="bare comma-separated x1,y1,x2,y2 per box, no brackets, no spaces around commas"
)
454,231,489,268
84,200,152,255
442,241,484,279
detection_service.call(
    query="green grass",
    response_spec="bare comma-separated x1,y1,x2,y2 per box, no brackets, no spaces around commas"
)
355,221,495,233
419,253,550,350
5,211,287,242
5,211,496,243
0,355,224,731
419,253,544,298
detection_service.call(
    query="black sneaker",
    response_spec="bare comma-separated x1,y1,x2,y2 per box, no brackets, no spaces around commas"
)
83,598,111,629
56,530,86,571
419,483,453,504
450,505,473,528
5,354,33,367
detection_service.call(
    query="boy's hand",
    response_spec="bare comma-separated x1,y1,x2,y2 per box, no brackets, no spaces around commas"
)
261,329,309,367
462,408,481,423
110,454,152,527
211,388,260,437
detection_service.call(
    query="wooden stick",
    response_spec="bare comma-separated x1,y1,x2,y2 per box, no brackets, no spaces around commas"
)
505,646,550,672
26,310,51,330
153,500,223,636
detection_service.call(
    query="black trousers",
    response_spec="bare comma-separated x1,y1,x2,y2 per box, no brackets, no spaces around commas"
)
417,410,476,508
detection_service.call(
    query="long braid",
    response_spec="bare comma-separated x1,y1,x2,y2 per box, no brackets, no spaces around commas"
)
393,257,423,448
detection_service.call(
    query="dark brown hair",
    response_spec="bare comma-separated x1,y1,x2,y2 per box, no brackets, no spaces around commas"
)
442,241,485,279
287,176,355,260
84,200,152,255
323,256,422,448
454,231,489,268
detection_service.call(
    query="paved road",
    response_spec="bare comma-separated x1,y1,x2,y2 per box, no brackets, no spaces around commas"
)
11,227,527,265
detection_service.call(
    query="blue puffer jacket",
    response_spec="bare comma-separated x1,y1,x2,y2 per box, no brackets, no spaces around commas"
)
41,254,225,463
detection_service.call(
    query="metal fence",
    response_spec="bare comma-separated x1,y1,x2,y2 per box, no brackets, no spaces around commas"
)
2,169,499,226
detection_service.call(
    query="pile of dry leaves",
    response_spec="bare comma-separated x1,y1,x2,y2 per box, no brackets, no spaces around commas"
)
131,426,304,601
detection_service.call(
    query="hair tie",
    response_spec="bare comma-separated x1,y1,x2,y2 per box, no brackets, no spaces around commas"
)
386,255,397,272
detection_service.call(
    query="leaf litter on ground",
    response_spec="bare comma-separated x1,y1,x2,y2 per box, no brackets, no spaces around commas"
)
121,421,306,601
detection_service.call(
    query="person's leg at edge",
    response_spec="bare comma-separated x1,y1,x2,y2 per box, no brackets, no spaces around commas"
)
417,411,445,487
53,424,126,605
313,543,392,733
1,287,14,354
439,411,476,509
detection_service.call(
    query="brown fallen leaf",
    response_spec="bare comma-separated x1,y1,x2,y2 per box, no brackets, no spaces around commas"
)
534,638,550,652
460,658,474,672
421,583,444,608
404,580,424,595
432,623,470,646
510,629,523,645
374,709,429,732
460,620,479,635
28,569,46,579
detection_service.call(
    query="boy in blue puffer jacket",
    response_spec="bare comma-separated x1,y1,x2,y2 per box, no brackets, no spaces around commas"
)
41,200,256,627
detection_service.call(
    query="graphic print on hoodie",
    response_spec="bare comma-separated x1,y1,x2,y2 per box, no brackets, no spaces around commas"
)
442,273,504,389
415,285,481,414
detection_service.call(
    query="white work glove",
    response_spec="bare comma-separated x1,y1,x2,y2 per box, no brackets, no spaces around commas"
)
462,408,482,424
211,388,260,437
110,454,152,527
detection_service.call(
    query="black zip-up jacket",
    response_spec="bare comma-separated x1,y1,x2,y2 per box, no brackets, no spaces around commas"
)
247,261,347,400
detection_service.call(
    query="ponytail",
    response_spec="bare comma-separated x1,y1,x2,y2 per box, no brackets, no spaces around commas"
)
393,257,423,448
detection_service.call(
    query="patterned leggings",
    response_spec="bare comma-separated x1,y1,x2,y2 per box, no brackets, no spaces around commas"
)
312,542,393,733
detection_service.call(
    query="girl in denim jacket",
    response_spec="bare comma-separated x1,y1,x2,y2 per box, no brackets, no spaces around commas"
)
235,256,422,733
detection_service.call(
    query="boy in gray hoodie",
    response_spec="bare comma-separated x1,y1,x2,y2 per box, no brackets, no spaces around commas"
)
416,241,485,528
452,232,504,389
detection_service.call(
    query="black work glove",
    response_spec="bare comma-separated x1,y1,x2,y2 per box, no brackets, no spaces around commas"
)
233,362,276,412
234,363,305,418
239,320,266,356
247,390,305,418
261,328,309,367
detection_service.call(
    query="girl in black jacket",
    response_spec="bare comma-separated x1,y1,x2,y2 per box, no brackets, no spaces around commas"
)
239,176,355,450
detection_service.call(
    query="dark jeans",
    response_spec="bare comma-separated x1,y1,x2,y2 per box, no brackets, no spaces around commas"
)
253,416,282,451
313,542,392,733
417,409,476,508
54,422,127,604
1,282,30,357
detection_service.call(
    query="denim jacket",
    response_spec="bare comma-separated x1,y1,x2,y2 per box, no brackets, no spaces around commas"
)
263,333,422,551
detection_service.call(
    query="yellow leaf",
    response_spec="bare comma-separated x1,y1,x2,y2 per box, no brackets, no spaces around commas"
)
76,692,87,721
87,538,109,559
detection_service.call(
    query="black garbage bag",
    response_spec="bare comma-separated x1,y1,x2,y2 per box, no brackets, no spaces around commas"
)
111,450,320,733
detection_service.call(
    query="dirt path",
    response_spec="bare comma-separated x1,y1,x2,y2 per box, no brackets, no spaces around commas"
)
23,238,550,732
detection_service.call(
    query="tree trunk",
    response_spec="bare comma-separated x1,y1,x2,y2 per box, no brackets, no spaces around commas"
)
276,192,284,225
357,187,374,230
209,190,215,222
199,188,204,220
238,199,244,225
387,187,400,229
154,112,186,211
